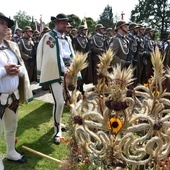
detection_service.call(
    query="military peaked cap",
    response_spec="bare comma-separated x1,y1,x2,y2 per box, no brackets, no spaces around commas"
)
106,27,112,33
34,30,40,34
145,27,153,33
42,26,51,33
78,25,87,30
16,28,22,32
67,23,73,28
115,20,129,31
0,12,14,28
51,13,71,22
71,28,77,34
23,26,33,32
71,28,77,32
95,24,105,31
135,24,143,29
129,22,137,30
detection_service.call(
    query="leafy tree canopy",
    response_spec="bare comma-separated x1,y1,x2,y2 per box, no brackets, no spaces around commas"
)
130,0,170,39
97,5,115,29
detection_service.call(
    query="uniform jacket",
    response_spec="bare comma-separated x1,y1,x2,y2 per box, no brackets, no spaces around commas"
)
73,34,89,53
90,33,106,61
73,33,91,84
18,37,34,61
110,33,129,67
5,40,33,103
37,30,75,86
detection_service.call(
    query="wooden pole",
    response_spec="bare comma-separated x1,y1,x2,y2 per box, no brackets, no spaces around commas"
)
22,145,63,164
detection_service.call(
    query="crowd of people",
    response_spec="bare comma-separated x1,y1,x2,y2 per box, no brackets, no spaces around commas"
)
0,11,170,170
5,14,170,89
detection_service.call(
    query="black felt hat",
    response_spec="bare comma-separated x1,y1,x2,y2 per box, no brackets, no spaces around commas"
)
0,12,14,28
51,13,71,22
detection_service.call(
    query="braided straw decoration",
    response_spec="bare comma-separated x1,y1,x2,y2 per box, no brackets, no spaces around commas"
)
64,48,170,169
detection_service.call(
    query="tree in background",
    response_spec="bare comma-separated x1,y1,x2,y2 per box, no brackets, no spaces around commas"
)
81,17,96,34
97,5,115,29
11,6,118,35
130,0,170,40
68,14,81,29
13,10,32,30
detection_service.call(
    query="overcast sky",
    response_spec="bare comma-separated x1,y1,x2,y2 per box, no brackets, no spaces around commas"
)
2,0,140,23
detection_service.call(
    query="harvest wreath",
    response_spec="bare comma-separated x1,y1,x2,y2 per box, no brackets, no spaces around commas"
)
23,49,170,170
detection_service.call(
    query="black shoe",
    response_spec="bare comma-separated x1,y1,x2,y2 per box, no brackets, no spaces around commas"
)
7,155,27,163
61,123,66,132
61,127,66,132
53,135,61,145
32,91,36,95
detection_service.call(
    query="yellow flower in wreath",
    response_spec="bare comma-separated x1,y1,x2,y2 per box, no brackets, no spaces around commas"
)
107,117,123,133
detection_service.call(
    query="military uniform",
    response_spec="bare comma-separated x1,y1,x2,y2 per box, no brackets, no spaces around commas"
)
163,38,170,97
134,24,146,84
109,20,129,68
73,25,91,93
126,23,138,63
73,26,89,53
143,27,154,83
104,27,115,50
39,26,51,40
89,24,106,85
33,30,40,49
110,33,129,67
18,26,36,82
126,23,138,85
13,28,22,43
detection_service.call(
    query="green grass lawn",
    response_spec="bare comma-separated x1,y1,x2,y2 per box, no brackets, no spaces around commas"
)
1,99,70,170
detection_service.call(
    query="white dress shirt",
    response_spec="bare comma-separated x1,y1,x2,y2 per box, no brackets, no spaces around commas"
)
53,30,72,72
0,41,25,93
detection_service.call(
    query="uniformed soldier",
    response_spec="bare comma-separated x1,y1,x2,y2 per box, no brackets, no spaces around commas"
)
33,30,40,49
163,34,170,99
70,28,78,39
126,22,138,63
163,34,170,69
18,26,36,83
143,27,154,83
134,24,146,84
109,20,130,68
104,27,116,50
126,22,138,85
89,23,106,85
13,28,22,43
73,25,91,94
73,25,89,52
39,26,51,40
65,22,73,41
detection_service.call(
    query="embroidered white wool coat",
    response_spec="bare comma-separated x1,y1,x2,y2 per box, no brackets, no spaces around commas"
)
6,40,33,103
37,32,75,86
